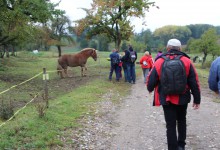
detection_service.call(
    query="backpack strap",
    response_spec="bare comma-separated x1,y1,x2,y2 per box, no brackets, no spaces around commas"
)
162,55,169,61
162,55,183,61
174,55,183,60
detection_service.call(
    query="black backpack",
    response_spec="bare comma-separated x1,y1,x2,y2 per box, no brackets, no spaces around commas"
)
160,55,187,95
129,51,136,62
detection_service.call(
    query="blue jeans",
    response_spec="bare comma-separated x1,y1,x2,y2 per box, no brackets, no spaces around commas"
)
123,67,128,82
142,68,150,83
109,64,120,81
127,63,136,83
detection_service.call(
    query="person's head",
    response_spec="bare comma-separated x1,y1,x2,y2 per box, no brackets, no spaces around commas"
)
144,51,149,56
122,49,127,55
128,45,133,51
166,39,181,51
158,50,162,53
112,49,116,52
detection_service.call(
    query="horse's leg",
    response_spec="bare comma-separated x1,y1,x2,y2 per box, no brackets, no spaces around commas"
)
57,64,64,78
64,67,69,77
84,66,87,76
81,67,84,77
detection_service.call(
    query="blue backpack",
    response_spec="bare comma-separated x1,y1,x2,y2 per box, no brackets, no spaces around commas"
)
111,54,120,65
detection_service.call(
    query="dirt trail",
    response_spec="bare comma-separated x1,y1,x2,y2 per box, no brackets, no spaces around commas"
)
72,77,220,150
107,77,220,150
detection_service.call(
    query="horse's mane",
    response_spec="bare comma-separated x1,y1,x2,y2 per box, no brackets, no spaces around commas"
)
80,48,95,53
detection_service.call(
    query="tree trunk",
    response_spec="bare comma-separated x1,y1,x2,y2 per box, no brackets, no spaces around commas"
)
115,22,121,51
57,45,62,57
5,45,9,58
202,52,207,68
11,46,16,56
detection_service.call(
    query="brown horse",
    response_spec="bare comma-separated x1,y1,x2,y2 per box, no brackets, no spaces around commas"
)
57,48,97,78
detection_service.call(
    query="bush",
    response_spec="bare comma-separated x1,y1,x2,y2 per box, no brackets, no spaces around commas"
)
203,61,212,68
0,100,14,120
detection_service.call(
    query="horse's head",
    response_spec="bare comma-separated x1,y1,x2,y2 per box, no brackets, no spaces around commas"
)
90,48,97,61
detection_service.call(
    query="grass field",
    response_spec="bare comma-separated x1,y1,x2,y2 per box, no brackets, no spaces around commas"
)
0,48,211,149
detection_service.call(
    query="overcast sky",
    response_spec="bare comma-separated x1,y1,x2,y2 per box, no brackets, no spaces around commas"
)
51,0,220,33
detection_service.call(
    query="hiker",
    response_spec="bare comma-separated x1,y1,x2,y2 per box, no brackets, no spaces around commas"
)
208,56,220,96
139,51,153,83
120,50,128,82
124,45,137,84
155,50,163,61
147,39,201,150
109,49,120,81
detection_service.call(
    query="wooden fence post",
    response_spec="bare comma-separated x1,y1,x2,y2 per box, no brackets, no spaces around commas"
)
43,68,49,108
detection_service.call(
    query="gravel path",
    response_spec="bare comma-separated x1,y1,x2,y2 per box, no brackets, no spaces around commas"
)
72,77,220,150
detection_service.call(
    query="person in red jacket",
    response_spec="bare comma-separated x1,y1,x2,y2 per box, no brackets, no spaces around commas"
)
139,51,153,83
147,39,201,150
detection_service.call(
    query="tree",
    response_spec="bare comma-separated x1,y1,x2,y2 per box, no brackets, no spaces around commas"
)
96,34,109,51
0,0,53,47
47,10,74,57
153,25,192,45
75,0,156,50
188,28,220,67
187,24,214,39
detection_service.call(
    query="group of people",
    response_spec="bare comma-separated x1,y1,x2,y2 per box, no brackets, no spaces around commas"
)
109,39,219,150
109,45,137,84
109,45,162,84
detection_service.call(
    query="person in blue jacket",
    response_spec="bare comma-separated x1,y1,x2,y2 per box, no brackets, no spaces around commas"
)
109,49,120,81
208,56,220,96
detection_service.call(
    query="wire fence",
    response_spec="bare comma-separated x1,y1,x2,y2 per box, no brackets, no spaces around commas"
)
0,54,111,127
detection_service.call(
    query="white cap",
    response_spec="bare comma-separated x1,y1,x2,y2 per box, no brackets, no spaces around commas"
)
167,39,181,47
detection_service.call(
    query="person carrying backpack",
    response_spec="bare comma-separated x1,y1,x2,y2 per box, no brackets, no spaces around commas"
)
147,39,201,150
124,45,137,84
109,49,120,81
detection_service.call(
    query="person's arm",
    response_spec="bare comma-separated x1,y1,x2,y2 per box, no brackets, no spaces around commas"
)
147,67,159,92
124,51,129,61
135,51,138,62
217,64,220,96
187,63,201,106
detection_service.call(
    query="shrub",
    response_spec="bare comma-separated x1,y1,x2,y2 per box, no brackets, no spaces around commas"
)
0,100,14,120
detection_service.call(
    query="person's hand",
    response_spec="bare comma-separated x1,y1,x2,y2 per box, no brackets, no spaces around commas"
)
192,103,200,110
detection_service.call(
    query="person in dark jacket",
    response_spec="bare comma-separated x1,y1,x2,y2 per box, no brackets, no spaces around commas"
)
208,56,220,96
109,49,120,81
147,39,201,150
120,50,128,82
123,45,137,84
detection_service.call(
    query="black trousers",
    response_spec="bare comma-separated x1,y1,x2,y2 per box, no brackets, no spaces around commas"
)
162,103,188,150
